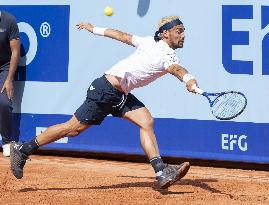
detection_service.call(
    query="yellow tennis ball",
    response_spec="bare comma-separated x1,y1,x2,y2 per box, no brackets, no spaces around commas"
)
104,6,113,16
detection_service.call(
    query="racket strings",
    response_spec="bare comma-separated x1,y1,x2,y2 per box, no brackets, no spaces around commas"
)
211,92,246,119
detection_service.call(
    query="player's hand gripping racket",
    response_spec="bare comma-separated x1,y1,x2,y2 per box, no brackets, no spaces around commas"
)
192,85,247,120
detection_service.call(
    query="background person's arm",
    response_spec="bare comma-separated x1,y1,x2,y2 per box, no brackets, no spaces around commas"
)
1,39,20,99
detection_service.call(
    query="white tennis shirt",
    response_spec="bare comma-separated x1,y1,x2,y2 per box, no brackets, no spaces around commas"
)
105,35,180,94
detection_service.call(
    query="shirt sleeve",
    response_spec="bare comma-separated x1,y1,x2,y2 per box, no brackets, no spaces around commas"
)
8,16,20,41
163,53,180,70
131,35,144,47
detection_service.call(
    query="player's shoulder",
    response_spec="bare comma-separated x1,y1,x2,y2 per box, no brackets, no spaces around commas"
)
144,36,155,41
132,35,155,47
133,35,154,42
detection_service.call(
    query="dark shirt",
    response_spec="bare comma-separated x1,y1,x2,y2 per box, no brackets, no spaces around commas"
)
0,11,20,70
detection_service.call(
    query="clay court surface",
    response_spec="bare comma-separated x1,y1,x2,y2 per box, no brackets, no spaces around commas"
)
0,155,269,205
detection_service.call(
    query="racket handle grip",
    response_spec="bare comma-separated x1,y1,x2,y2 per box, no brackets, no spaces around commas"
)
191,85,204,95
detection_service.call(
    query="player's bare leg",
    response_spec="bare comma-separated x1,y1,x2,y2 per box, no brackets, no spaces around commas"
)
36,115,91,145
10,115,90,179
123,107,190,189
123,107,160,159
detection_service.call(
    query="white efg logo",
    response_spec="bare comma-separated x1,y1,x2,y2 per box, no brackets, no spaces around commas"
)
221,134,248,151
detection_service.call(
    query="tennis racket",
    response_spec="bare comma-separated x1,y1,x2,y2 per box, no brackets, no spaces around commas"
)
192,86,247,120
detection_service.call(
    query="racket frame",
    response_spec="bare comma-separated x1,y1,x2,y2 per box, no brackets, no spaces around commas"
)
203,91,247,120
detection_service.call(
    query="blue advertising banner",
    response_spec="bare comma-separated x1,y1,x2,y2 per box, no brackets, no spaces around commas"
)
9,113,269,164
0,5,70,82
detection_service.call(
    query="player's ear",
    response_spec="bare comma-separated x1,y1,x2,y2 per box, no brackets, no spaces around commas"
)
161,30,169,39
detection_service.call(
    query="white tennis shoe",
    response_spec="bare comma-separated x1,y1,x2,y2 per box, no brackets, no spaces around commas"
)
2,143,10,157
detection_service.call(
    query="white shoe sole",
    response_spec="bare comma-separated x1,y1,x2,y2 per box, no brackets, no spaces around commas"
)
2,144,11,157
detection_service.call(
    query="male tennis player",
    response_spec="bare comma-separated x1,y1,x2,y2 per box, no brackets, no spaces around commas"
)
10,16,200,189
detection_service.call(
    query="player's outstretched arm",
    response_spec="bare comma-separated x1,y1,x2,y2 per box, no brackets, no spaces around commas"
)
166,64,198,93
76,22,133,46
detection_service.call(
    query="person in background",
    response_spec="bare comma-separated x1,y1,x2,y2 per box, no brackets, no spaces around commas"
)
0,10,20,157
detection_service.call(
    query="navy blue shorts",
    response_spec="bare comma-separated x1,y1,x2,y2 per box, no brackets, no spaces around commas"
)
74,75,145,125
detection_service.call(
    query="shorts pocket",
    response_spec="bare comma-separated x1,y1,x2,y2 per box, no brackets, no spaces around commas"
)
87,88,104,101
102,92,122,105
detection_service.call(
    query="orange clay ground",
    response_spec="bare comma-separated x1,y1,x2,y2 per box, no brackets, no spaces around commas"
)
1,155,269,205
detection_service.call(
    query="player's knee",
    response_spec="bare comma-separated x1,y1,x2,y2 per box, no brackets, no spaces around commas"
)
62,116,90,137
65,123,87,137
140,116,154,130
66,126,84,137
59,123,76,137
